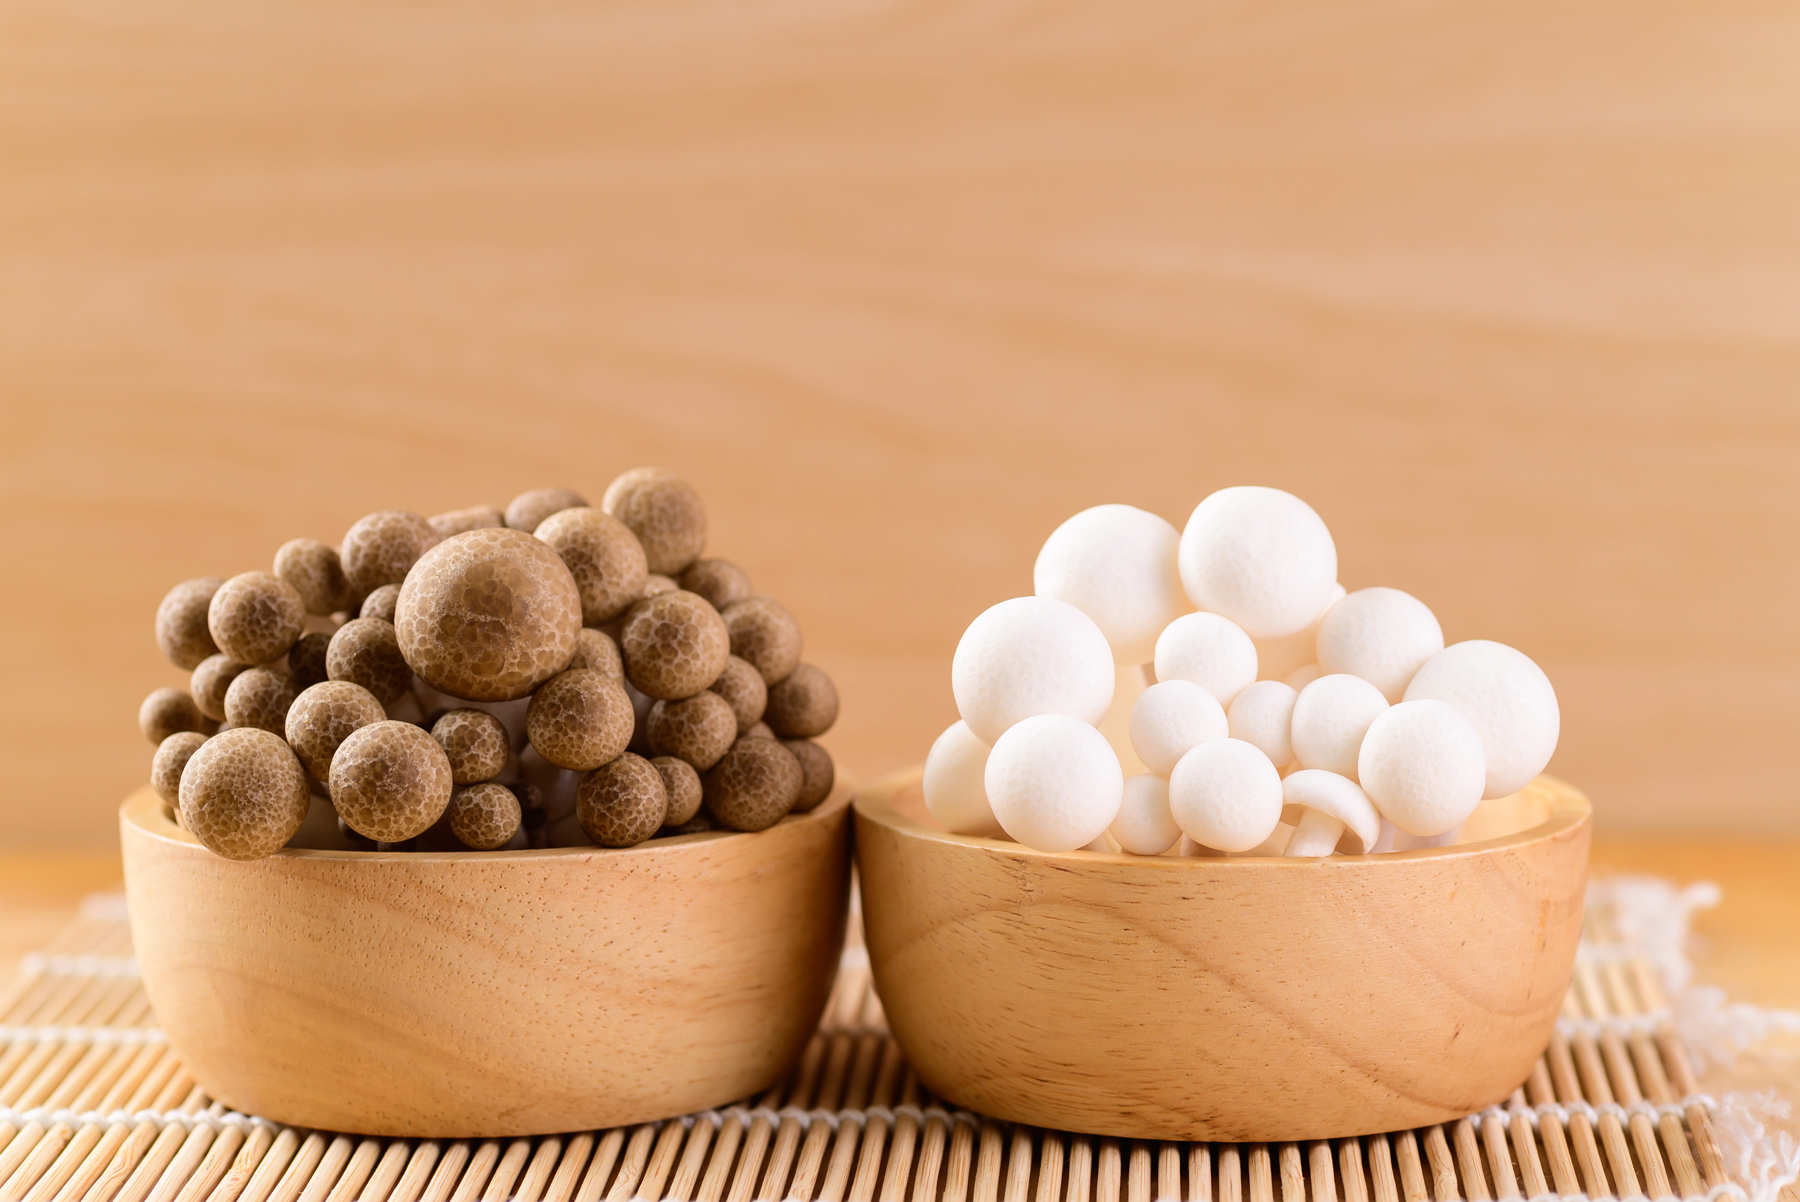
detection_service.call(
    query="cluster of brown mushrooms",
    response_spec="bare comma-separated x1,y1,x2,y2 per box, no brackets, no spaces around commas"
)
139,470,839,860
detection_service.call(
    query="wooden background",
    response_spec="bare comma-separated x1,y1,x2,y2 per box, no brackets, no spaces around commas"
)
3,0,1797,848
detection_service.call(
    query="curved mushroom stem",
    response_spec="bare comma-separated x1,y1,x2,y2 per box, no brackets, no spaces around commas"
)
1284,807,1345,857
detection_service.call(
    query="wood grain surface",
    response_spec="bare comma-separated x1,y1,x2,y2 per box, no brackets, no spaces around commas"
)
119,784,853,1136
2,0,1798,847
855,771,1592,1141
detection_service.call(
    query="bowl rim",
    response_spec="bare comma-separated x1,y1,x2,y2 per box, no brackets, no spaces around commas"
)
124,782,852,864
853,769,1589,868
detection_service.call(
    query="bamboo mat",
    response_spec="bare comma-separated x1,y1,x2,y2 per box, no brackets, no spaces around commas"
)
0,885,1793,1202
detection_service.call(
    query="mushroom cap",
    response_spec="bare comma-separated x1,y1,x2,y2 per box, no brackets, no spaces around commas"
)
179,727,311,860
273,538,351,617
140,687,209,745
1290,673,1389,780
325,617,413,705
650,755,704,826
568,628,624,678
678,559,753,610
1127,679,1227,777
1403,639,1559,800
329,720,455,843
602,468,707,575
190,654,250,722
641,574,679,597
1167,737,1282,854
155,577,224,670
505,487,587,533
985,714,1123,853
1280,769,1381,854
447,782,522,849
646,691,737,771
287,631,332,692
1111,773,1182,856
1317,587,1445,703
223,666,298,735
703,737,803,832
340,511,440,598
576,753,666,847
719,596,804,687
708,655,768,734
428,505,506,538
394,527,582,702
534,507,648,626
526,669,635,771
1226,680,1299,768
1153,612,1258,708
151,731,208,805
1033,504,1188,665
286,680,387,780
1177,486,1339,640
1357,700,1488,837
922,720,1000,837
764,663,838,739
620,590,730,701
208,571,305,666
359,584,402,623
782,739,835,813
951,596,1112,746
431,708,511,784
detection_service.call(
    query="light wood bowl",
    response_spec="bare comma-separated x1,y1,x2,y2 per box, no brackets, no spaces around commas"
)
120,784,852,1138
854,771,1590,1142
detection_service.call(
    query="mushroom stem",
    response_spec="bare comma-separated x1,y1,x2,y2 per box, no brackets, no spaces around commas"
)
1284,808,1345,856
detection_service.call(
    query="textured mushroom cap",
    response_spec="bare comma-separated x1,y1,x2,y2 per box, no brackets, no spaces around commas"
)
1178,487,1339,640
1128,680,1227,777
190,654,249,722
430,708,510,784
340,511,440,599
679,559,753,610
285,680,386,780
1111,773,1181,856
179,727,310,860
359,584,402,624
273,539,350,617
1226,680,1300,769
665,811,715,837
140,687,209,745
709,656,767,734
209,572,305,666
952,596,1113,746
326,618,413,705
155,578,224,670
568,628,623,677
1403,639,1560,799
764,663,839,739
395,527,583,702
651,755,704,826
602,468,707,575
746,721,776,740
704,737,803,832
223,667,297,735
621,590,731,701
428,505,507,538
1153,612,1258,708
534,507,648,625
1034,504,1188,665
287,631,332,692
1317,587,1445,703
526,669,635,770
782,739,835,813
577,753,666,847
329,720,454,843
985,714,1124,852
1281,769,1382,854
447,782,522,849
647,691,738,771
641,574,679,597
1290,673,1390,780
1167,738,1283,854
720,596,803,687
505,487,587,533
152,732,208,805
922,720,1000,837
1357,701,1487,837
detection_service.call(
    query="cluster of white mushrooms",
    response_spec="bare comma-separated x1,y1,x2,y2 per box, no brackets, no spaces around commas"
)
923,487,1559,857
139,470,838,861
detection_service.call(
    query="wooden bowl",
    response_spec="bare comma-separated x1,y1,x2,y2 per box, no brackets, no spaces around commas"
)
854,771,1589,1142
121,785,852,1138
